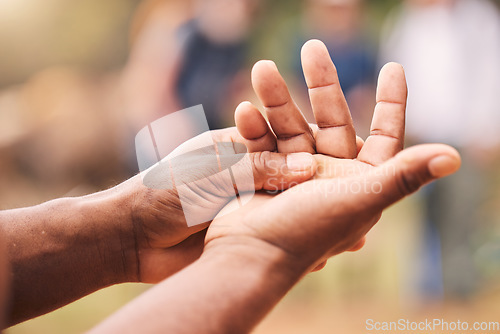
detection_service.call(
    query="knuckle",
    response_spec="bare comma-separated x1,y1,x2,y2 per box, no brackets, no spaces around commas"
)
250,151,272,175
394,169,425,197
250,151,285,179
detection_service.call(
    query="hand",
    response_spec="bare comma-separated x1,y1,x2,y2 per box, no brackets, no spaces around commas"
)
85,40,461,334
233,39,403,258
116,126,317,283
205,40,461,271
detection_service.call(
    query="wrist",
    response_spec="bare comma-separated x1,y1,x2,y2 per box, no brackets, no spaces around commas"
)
203,235,312,283
77,184,139,284
1,193,140,325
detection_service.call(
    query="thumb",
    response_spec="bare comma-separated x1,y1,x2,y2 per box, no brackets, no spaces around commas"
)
142,140,316,192
364,144,461,210
225,151,317,193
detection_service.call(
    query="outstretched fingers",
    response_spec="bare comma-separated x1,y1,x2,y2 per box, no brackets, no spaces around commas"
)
301,39,357,158
251,60,315,154
234,101,277,153
357,62,407,166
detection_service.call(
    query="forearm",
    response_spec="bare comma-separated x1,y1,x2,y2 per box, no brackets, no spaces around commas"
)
0,232,9,329
89,237,309,334
1,187,138,326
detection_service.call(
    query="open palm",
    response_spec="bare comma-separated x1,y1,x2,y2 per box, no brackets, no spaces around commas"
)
205,40,460,268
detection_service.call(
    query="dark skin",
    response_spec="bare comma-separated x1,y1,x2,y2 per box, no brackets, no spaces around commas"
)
0,39,461,332
89,40,461,334
0,133,317,326
0,232,8,330
211,39,454,265
3,42,348,324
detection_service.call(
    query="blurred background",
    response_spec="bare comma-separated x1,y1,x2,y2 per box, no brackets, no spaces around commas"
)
1,0,500,333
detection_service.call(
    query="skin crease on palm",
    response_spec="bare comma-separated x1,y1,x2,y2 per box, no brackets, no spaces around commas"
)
207,40,460,270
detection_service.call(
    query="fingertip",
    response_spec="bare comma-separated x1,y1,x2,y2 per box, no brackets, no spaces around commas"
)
376,62,407,104
368,144,461,209
390,144,461,180
427,146,461,178
441,145,461,161
378,62,406,87
301,39,337,88
235,101,268,140
256,152,316,192
235,101,278,152
235,101,253,117
301,39,328,58
251,60,278,81
301,39,331,64
251,60,291,108
235,101,256,121
286,152,317,175
381,62,405,73
395,143,460,163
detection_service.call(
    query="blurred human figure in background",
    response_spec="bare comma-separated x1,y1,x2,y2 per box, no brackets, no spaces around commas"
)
122,0,261,131
0,0,262,210
380,0,500,301
293,0,377,137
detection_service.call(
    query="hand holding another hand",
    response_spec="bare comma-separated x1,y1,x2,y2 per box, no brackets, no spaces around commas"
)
117,39,460,283
86,39,461,334
205,40,461,272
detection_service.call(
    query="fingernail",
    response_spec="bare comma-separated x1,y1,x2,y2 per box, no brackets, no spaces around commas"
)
261,59,277,68
287,153,314,172
428,155,460,178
